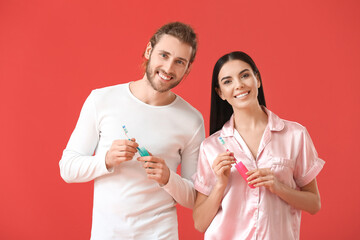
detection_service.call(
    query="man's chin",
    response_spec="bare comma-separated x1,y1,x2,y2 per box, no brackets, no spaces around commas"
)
148,78,181,93
153,84,173,93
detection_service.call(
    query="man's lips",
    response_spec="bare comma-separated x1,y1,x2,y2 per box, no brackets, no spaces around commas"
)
158,71,173,81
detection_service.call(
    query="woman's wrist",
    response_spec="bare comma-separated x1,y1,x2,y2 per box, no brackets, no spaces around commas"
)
214,180,228,193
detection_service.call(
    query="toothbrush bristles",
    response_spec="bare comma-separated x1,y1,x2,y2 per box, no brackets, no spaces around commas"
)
218,137,229,150
122,125,128,133
218,137,238,163
122,125,130,139
122,125,142,153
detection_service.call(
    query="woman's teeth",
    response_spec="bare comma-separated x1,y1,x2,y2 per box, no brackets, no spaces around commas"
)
235,92,249,98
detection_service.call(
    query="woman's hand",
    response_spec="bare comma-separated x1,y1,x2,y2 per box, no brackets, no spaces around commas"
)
247,169,321,214
193,152,235,233
212,152,236,187
246,168,281,193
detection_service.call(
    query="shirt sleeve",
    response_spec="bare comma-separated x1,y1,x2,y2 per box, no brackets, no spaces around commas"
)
162,121,205,209
294,127,325,187
193,141,217,196
59,90,112,183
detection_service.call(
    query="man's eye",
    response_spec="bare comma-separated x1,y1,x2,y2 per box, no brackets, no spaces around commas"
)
176,60,184,65
161,53,167,58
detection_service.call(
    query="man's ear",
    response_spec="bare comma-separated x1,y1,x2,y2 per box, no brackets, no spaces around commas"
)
215,87,225,100
185,63,192,75
144,42,152,60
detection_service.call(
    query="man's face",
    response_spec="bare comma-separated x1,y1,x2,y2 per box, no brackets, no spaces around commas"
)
145,34,192,93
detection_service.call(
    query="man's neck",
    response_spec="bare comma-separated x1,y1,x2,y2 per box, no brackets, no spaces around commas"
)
129,76,176,106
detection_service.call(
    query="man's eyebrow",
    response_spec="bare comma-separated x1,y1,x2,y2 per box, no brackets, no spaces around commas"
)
158,50,189,63
177,57,189,63
158,50,170,55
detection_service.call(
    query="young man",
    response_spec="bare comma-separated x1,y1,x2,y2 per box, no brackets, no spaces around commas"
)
59,22,205,239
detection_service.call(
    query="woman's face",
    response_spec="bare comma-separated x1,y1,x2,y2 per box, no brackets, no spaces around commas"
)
217,59,260,110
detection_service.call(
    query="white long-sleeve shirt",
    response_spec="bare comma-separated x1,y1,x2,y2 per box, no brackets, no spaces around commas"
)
59,83,205,240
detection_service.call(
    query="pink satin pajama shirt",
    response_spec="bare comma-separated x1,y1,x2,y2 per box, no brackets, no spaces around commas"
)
194,108,325,240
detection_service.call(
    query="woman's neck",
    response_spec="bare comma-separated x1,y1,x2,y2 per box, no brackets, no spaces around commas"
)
233,104,268,132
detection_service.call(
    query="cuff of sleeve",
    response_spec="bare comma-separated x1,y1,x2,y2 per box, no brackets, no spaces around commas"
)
296,158,325,187
161,169,176,190
161,169,196,209
99,150,114,174
194,179,212,196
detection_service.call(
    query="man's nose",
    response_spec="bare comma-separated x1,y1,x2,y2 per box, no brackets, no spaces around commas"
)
163,60,175,74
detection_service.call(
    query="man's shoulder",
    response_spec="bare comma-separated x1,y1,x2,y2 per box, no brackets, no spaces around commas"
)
86,83,130,108
91,83,128,96
174,95,203,121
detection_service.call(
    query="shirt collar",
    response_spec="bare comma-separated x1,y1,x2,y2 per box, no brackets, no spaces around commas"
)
220,107,285,137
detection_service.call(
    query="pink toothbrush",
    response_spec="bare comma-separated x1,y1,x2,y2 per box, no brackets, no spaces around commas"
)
218,137,255,188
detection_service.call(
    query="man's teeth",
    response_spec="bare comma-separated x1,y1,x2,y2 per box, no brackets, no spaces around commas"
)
159,72,171,80
235,92,249,98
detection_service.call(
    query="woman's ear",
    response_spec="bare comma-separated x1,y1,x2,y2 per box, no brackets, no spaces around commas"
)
144,42,152,60
256,73,261,88
215,87,225,100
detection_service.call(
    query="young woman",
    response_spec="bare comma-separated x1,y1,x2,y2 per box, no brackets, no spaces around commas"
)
193,51,324,240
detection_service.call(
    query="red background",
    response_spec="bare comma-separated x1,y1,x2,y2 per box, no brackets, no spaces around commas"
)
1,0,359,239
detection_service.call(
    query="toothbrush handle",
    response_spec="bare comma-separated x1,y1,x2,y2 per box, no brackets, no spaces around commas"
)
226,149,255,188
234,161,255,188
126,138,141,153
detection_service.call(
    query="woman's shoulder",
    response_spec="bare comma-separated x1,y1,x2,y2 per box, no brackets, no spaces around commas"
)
266,108,308,134
202,130,223,148
282,119,307,131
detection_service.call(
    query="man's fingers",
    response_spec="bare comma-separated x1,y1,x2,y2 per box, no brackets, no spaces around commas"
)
137,156,162,163
112,139,139,149
116,145,138,153
143,161,158,169
145,167,161,174
114,150,136,158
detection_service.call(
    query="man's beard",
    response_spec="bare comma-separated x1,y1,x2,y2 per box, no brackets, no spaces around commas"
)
145,61,183,93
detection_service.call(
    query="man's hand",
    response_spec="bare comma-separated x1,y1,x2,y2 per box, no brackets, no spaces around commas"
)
105,138,139,169
137,152,170,186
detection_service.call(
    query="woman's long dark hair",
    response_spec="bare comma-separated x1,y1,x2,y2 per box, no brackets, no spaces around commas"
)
210,51,266,135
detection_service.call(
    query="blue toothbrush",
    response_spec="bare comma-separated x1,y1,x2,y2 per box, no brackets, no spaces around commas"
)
122,125,150,157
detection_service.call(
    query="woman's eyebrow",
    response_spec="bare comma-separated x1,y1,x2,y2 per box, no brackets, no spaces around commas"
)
220,69,250,82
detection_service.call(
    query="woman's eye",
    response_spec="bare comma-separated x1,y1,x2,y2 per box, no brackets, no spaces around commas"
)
241,73,249,79
223,80,231,84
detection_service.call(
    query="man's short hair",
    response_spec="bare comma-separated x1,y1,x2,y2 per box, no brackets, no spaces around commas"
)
144,22,198,67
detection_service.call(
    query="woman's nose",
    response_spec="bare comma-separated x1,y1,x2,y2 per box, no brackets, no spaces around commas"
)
235,78,244,89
